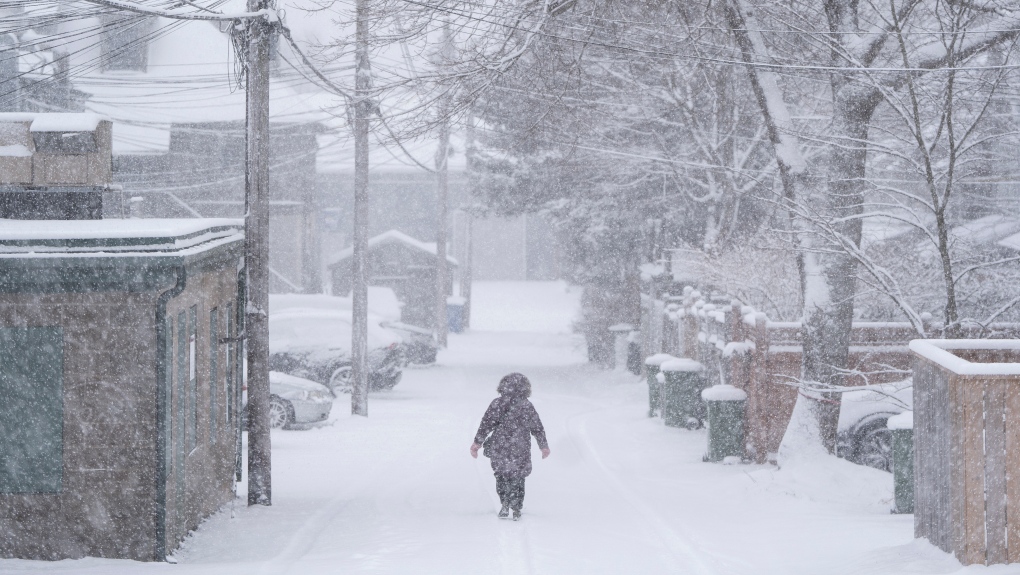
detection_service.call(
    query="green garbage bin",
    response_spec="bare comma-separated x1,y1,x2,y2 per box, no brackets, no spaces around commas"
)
888,411,914,514
659,359,706,429
644,354,677,417
701,384,747,462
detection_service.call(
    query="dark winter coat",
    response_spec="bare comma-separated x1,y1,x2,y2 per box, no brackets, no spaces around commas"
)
474,396,548,478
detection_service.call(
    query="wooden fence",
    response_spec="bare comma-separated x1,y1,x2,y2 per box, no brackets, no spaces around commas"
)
912,340,1020,566
652,290,916,462
644,287,1020,464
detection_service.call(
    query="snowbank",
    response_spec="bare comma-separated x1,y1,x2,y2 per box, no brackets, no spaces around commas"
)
469,281,580,334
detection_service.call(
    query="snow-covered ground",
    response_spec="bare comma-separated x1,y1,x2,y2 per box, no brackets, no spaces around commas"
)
0,281,999,574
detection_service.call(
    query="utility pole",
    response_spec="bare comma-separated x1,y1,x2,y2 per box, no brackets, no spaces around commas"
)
434,22,452,348
350,0,371,416
244,0,273,506
461,113,476,329
435,114,449,347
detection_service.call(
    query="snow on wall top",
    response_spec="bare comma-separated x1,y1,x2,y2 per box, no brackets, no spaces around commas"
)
0,218,243,256
909,339,1020,376
28,113,105,133
331,229,459,266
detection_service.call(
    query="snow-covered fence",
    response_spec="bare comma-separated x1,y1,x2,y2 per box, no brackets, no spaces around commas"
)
912,340,1020,566
671,291,920,462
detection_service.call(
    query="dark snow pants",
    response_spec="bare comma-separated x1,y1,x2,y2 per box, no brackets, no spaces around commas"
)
495,474,526,511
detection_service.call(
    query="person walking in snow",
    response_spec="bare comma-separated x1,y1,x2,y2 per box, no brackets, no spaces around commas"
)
470,372,550,521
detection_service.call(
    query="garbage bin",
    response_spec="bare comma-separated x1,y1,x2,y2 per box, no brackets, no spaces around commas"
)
608,324,633,371
447,296,465,333
887,411,914,514
644,354,677,417
659,358,706,428
701,384,747,462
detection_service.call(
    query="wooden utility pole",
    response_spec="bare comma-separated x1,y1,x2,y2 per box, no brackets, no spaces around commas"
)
245,0,273,506
460,215,472,329
460,113,476,329
435,114,449,347
350,0,371,416
434,22,452,347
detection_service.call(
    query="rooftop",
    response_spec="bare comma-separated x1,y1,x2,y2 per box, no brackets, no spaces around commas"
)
0,218,243,256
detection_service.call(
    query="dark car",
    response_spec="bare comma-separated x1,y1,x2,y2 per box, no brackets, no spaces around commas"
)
380,321,438,365
269,308,404,395
836,381,912,471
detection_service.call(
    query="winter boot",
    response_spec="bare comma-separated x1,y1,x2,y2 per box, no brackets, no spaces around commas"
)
498,504,509,518
512,509,522,521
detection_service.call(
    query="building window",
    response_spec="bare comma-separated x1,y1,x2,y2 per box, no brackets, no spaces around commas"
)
188,306,197,452
209,307,218,443
176,311,187,459
165,319,173,470
0,328,63,494
226,302,234,425
99,14,151,72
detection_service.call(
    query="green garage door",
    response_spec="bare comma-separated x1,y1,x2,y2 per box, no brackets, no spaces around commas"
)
0,327,63,493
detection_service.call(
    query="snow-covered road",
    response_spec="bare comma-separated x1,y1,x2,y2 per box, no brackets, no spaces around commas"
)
0,282,996,574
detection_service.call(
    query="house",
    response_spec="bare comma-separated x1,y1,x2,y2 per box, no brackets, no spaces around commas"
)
0,218,244,561
0,112,120,219
329,229,457,328
2,7,337,293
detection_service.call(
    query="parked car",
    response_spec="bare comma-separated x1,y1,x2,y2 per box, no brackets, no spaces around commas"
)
242,372,334,430
269,307,404,394
836,380,912,471
381,321,438,365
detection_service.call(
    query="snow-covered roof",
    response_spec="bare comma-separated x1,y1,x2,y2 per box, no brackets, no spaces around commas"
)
997,231,1020,252
950,214,1020,245
330,229,458,266
0,218,243,256
63,15,338,157
27,113,105,133
860,215,915,246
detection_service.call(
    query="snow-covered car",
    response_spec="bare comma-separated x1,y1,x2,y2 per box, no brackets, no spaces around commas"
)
267,372,334,429
269,307,404,394
381,321,438,365
836,380,912,471
241,372,334,430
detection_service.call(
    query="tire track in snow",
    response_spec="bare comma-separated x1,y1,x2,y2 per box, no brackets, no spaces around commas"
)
255,497,351,575
564,406,721,575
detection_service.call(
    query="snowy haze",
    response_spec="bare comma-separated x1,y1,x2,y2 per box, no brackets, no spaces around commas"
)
0,282,960,575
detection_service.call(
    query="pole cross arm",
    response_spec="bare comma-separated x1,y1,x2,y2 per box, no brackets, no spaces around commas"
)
81,0,275,22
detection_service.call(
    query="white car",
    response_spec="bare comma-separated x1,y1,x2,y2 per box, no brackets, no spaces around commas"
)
836,380,912,471
267,371,334,429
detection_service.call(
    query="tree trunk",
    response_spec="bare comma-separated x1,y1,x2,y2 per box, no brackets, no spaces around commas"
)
350,0,371,416
799,91,877,452
245,0,272,506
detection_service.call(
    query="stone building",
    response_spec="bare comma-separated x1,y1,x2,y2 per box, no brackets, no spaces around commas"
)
0,218,245,561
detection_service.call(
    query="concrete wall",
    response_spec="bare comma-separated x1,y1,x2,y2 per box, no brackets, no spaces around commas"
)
162,265,240,557
0,263,239,561
0,291,160,560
